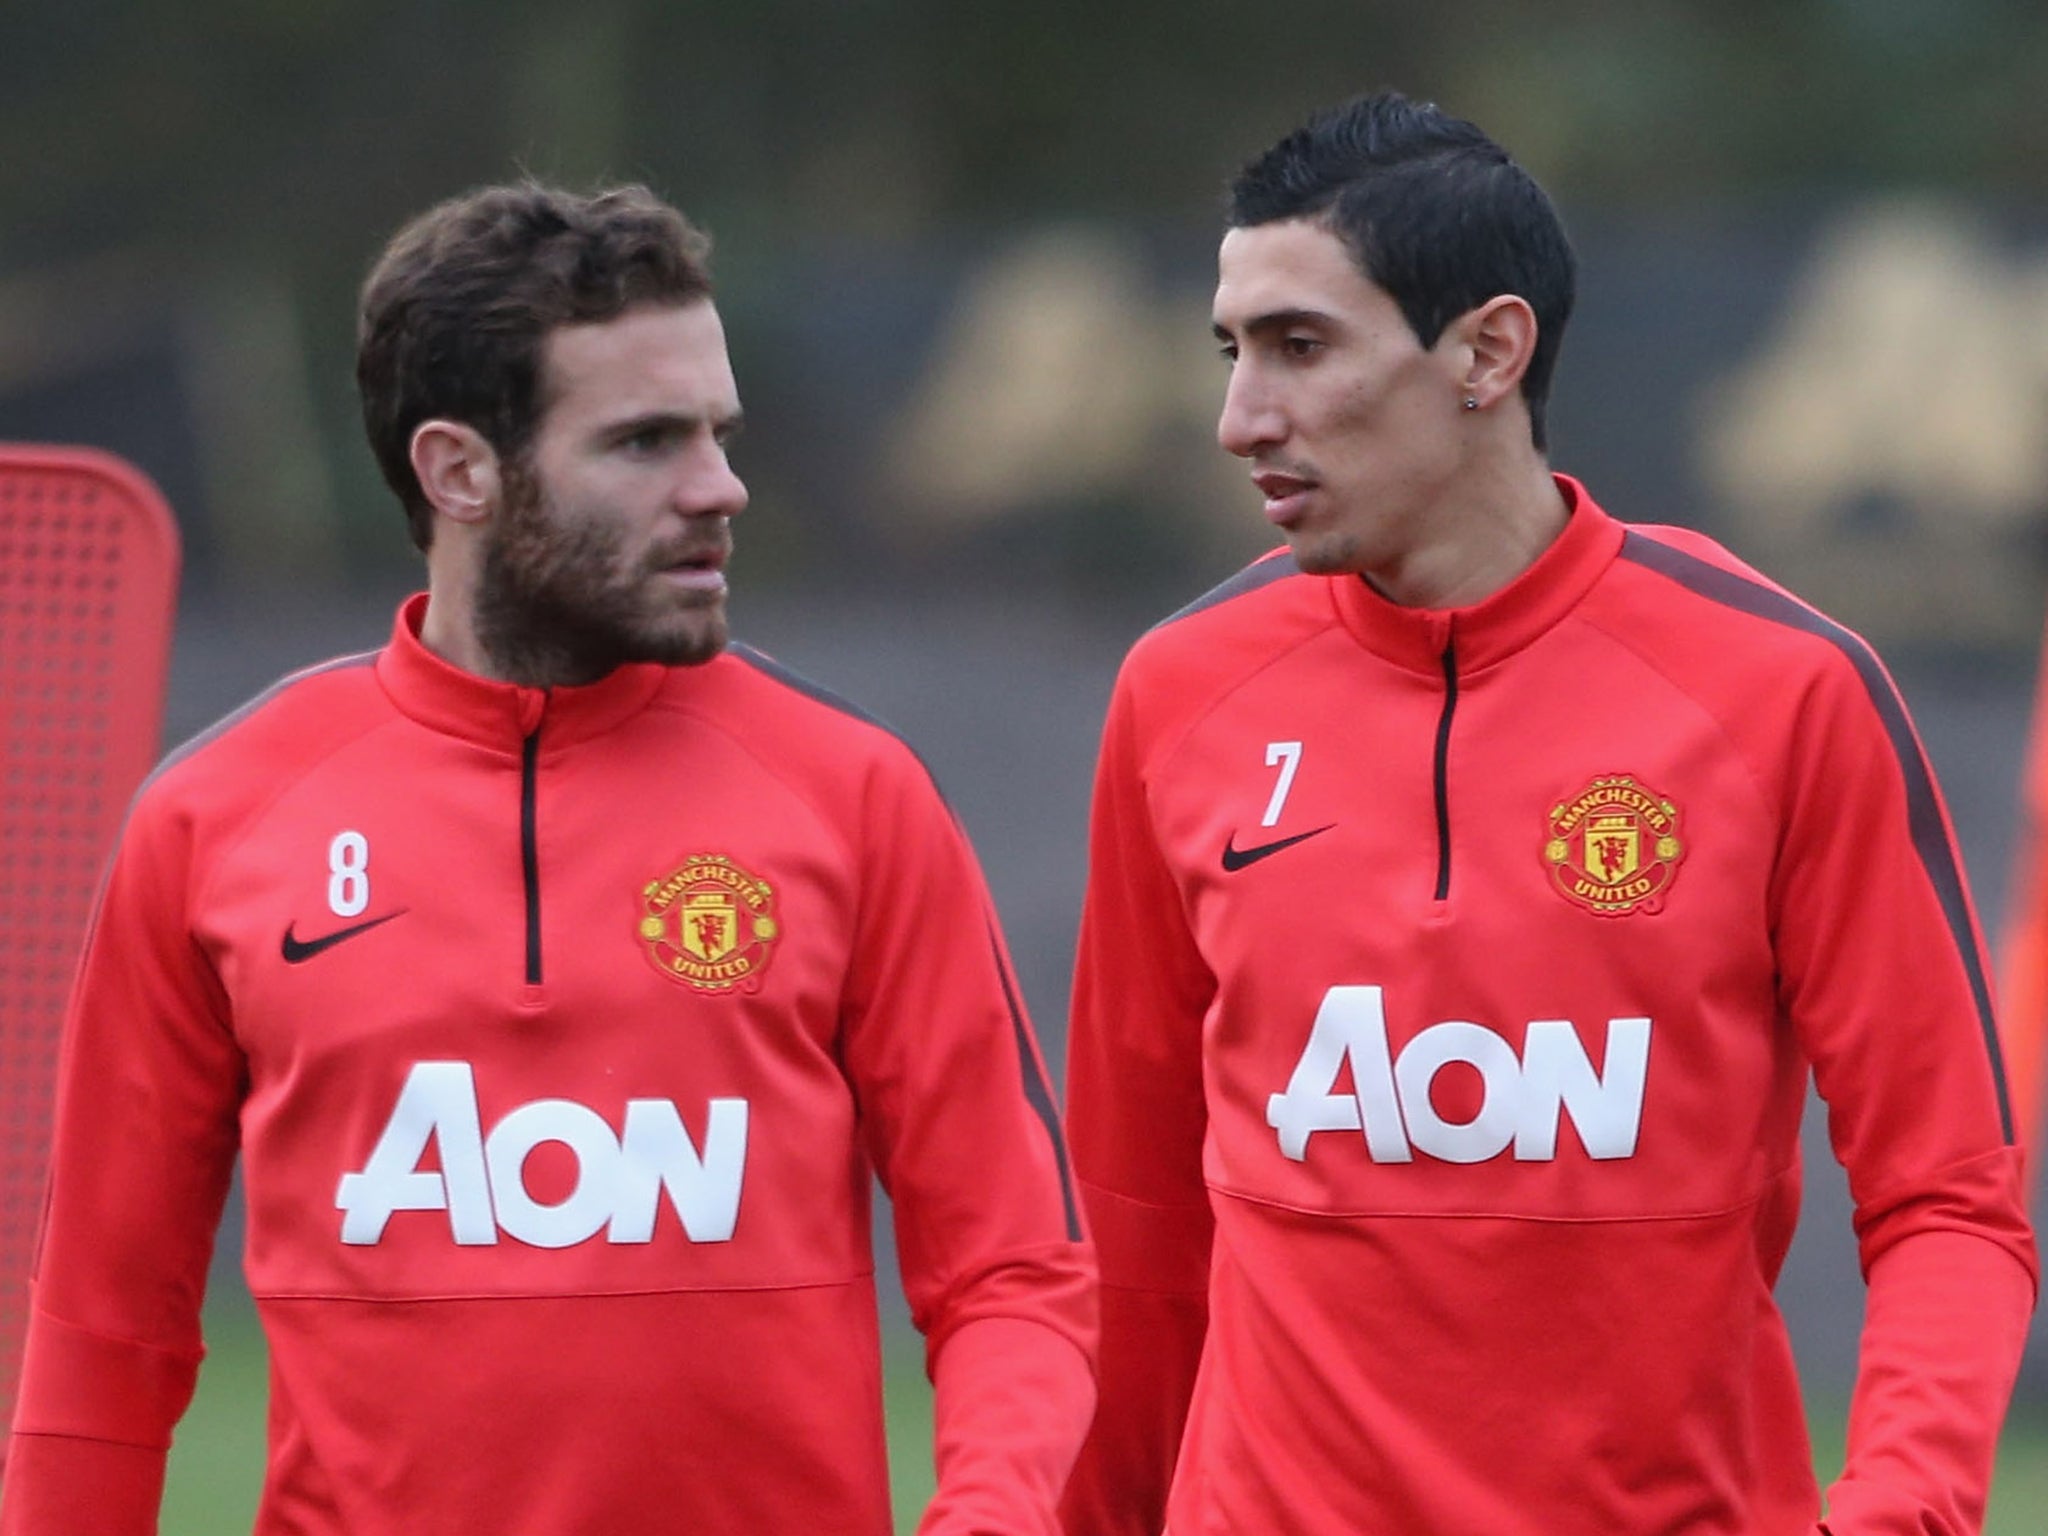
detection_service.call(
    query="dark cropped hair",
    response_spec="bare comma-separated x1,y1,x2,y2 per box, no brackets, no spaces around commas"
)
1229,92,1575,450
356,181,714,550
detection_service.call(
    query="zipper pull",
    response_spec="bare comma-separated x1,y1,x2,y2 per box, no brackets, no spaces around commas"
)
516,687,547,737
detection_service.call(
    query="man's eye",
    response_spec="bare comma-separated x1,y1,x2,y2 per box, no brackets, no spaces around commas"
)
1281,335,1322,358
1217,343,1239,364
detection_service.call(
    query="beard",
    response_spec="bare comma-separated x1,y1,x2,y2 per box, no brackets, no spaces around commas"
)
472,461,731,687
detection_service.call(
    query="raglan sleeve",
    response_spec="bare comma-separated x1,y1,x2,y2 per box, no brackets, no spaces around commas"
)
0,787,245,1534
1058,669,1217,1536
1769,648,2038,1536
838,738,1098,1536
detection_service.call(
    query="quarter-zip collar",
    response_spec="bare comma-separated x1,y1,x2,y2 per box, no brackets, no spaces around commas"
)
1328,474,1623,677
373,592,671,750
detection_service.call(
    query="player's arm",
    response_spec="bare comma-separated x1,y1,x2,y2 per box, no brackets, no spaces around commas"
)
1058,675,1217,1536
1772,652,2037,1536
0,793,244,1535
839,746,1097,1536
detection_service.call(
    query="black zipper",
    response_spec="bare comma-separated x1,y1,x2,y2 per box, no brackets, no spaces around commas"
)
521,728,542,983
1432,639,1457,901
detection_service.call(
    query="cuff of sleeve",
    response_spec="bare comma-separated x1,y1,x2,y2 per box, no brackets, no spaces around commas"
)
1080,1178,1210,1296
1823,1229,2036,1536
922,1316,1096,1536
915,1239,1099,1375
11,1306,204,1448
0,1432,170,1534
1850,1145,2038,1291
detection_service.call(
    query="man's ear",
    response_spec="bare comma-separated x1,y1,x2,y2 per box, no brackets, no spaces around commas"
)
1453,295,1539,412
409,419,503,528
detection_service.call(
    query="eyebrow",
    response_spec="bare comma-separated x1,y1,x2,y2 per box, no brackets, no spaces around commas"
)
603,407,746,441
1211,307,1337,343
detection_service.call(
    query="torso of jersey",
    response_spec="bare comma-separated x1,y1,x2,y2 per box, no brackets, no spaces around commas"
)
1063,479,2033,1535
6,596,1089,1535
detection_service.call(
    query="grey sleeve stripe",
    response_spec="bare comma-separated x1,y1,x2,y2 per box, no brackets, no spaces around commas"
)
726,640,949,803
1153,549,1302,630
150,650,380,783
987,918,1083,1242
731,641,1084,1220
726,641,905,740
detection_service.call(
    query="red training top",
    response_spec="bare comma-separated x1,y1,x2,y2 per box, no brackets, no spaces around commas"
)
1061,477,2035,1536
4,596,1097,1535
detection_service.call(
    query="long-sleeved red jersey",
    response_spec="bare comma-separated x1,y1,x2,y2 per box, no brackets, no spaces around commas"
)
1061,478,2035,1536
3,595,1096,1535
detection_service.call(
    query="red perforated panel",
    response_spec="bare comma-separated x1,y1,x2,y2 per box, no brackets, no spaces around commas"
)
0,446,179,1449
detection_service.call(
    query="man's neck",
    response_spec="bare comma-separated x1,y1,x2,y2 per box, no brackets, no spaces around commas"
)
1365,459,1569,611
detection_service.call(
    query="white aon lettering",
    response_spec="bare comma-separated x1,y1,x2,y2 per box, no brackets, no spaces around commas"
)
1266,985,1650,1164
335,1062,748,1247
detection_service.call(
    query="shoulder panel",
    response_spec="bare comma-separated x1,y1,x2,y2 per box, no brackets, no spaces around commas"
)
721,641,949,804
1151,548,1304,632
725,642,906,742
1618,529,2007,1137
150,651,382,786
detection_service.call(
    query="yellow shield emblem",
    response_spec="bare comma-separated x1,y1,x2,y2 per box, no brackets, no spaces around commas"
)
1583,815,1641,886
680,892,739,962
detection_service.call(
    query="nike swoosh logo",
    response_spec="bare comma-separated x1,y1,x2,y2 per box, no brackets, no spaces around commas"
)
280,910,408,964
1221,824,1336,872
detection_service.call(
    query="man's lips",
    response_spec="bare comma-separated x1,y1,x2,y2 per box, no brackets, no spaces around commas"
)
1251,469,1316,526
652,544,731,591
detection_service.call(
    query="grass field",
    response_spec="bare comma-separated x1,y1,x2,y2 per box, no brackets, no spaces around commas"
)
164,1303,2047,1533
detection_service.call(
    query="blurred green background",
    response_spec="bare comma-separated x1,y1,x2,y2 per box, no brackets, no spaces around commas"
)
6,0,2048,1525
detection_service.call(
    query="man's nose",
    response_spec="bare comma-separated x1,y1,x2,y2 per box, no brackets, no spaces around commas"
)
677,447,748,519
1217,366,1284,458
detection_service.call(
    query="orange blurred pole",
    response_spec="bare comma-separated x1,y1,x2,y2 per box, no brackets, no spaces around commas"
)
1997,615,2048,1181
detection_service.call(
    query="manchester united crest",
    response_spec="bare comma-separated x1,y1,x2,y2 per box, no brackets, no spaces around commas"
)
638,854,780,993
1542,774,1685,917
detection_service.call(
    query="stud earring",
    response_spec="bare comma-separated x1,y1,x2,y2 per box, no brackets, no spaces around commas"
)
1462,395,1479,411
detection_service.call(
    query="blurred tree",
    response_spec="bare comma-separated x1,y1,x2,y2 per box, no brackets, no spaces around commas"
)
10,0,2048,271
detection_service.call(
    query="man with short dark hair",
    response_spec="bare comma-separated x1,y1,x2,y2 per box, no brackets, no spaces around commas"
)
1060,93,2035,1536
1,181,1096,1536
